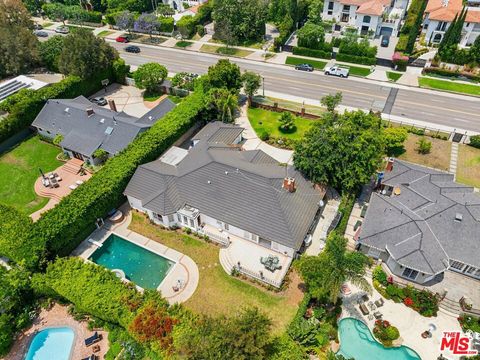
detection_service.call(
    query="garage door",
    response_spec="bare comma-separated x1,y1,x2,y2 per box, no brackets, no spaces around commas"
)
380,27,393,36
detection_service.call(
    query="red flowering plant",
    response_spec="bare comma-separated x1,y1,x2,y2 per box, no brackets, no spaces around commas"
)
404,297,414,307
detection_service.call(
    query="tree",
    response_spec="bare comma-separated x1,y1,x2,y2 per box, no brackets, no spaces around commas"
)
0,0,39,78
133,63,168,92
105,0,152,13
39,36,65,72
470,35,480,63
206,88,238,123
92,148,109,163
293,109,384,192
22,0,45,14
176,15,197,39
115,10,135,34
298,231,371,302
134,13,158,37
278,112,295,132
207,59,242,91
297,22,325,49
171,72,195,91
384,127,408,156
242,71,261,104
416,137,432,154
307,0,323,24
320,92,342,113
58,29,118,78
213,0,268,44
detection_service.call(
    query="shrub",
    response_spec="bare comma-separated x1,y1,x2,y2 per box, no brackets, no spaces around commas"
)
395,0,427,54
158,17,174,33
42,3,102,24
423,67,480,82
292,46,331,59
416,137,432,154
176,15,196,39
196,24,205,36
469,135,480,149
404,297,414,307
53,134,63,146
259,131,270,141
372,265,388,286
373,319,400,347
278,112,296,133
336,53,376,65
384,126,408,156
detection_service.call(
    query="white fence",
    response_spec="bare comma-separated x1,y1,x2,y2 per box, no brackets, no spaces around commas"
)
236,265,283,288
202,229,230,247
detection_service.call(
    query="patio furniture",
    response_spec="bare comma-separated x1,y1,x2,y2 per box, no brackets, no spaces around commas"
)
373,311,383,319
341,284,352,296
359,303,369,315
56,176,62,182
84,331,101,346
361,294,369,302
368,314,374,321
261,255,282,272
354,220,362,231
374,298,384,308
76,180,84,185
81,355,97,360
92,344,100,353
69,184,78,190
421,330,431,339
360,205,368,218
368,301,376,311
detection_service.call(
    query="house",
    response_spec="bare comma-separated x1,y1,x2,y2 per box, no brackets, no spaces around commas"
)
32,96,175,165
358,159,480,284
322,0,408,37
167,0,205,14
423,0,480,45
0,75,47,103
124,122,325,286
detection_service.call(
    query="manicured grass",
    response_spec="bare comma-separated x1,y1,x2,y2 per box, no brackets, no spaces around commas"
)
346,65,372,77
175,40,193,48
398,133,451,171
42,22,53,28
66,25,94,32
387,71,403,82
456,144,480,188
0,136,61,214
419,77,480,96
97,30,114,37
129,212,302,333
248,107,320,140
199,44,253,57
168,95,184,104
285,56,327,70
143,90,163,102
253,96,325,117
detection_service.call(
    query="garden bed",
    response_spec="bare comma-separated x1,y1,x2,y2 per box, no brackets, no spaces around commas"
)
199,44,253,57
397,133,451,171
456,144,480,188
387,72,403,82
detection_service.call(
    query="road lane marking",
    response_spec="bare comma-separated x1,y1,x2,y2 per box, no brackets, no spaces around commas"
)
395,98,480,117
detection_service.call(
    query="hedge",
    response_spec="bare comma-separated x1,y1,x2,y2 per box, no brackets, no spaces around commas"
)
336,53,376,66
292,46,331,60
42,3,102,24
158,17,174,33
470,135,480,149
0,68,115,145
423,67,480,82
33,89,205,260
395,0,427,54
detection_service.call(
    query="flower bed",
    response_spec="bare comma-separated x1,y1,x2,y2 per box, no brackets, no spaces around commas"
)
372,266,439,317
373,319,400,347
458,315,480,333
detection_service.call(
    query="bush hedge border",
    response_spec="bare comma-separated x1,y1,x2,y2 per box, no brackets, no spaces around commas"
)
292,46,332,60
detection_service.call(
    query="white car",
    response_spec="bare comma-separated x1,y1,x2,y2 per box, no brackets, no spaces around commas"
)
324,65,349,78
55,26,69,34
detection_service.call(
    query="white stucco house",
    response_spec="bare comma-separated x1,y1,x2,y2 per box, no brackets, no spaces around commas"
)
322,0,408,36
423,0,480,46
163,0,205,13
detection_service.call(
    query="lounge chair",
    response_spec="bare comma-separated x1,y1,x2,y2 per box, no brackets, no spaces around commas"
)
359,303,369,315
81,355,97,360
374,298,384,308
84,332,101,346
373,311,383,319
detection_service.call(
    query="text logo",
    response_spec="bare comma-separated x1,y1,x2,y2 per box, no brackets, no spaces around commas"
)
440,332,478,355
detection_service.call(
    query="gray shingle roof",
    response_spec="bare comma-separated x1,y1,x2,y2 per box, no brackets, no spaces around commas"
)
192,122,244,145
32,96,174,157
125,122,325,250
359,160,480,275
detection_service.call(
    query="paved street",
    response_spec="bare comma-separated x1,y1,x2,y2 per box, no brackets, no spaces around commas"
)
105,41,480,132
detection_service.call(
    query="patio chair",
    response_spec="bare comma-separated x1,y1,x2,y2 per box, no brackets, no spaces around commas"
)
374,298,384,308
359,303,369,315
84,331,101,346
81,355,97,360
260,257,267,265
373,311,383,319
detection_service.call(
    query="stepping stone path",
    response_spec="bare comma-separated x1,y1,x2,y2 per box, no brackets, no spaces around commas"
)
449,142,459,178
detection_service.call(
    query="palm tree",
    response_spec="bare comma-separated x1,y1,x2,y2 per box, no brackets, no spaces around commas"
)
299,231,371,302
219,92,238,123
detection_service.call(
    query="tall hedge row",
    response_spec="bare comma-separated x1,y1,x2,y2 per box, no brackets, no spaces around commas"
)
33,89,205,260
395,0,427,54
292,46,332,60
0,68,114,145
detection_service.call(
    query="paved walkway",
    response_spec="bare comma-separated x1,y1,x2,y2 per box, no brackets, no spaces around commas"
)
397,67,422,87
345,182,374,250
366,69,389,82
449,142,459,177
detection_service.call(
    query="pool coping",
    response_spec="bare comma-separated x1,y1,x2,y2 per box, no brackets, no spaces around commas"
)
337,317,423,360
23,326,76,360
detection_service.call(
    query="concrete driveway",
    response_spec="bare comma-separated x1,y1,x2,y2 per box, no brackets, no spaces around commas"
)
371,36,398,60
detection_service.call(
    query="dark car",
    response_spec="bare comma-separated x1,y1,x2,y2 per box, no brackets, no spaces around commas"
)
33,23,43,30
295,63,314,72
90,97,107,106
116,36,129,43
34,30,49,37
124,45,140,53
381,35,390,47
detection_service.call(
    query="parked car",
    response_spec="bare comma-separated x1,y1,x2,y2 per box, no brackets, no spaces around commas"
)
34,30,48,37
381,35,390,47
116,36,129,43
124,45,140,53
33,23,43,30
324,65,349,78
90,97,107,106
55,26,69,34
294,63,314,72
304,234,313,247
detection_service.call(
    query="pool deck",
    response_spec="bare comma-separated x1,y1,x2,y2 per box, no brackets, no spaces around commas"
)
341,278,465,360
73,206,199,304
4,303,108,360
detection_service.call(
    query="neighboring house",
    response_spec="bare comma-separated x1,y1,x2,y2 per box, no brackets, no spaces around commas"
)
167,0,205,14
0,75,47,103
423,0,480,45
358,159,480,284
322,0,408,36
32,96,175,165
124,122,325,285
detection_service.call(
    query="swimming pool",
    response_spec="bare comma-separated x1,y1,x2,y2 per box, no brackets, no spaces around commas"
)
89,233,175,289
25,327,74,360
337,318,422,360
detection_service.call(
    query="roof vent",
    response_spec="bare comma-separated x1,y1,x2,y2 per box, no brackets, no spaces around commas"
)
225,171,228,175
455,213,463,222
86,108,94,117
207,180,211,184
100,118,105,123
148,116,153,121
64,107,70,113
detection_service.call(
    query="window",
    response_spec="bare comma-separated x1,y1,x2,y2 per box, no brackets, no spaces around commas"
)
450,260,465,271
433,33,442,43
328,1,334,9
189,219,195,228
168,214,175,222
153,213,163,223
363,15,371,23
183,215,188,225
343,5,350,11
224,223,229,231
402,267,419,280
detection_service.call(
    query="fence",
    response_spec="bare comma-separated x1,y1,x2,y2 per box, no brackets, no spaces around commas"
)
0,128,32,155
202,229,230,247
235,264,283,288
251,99,321,120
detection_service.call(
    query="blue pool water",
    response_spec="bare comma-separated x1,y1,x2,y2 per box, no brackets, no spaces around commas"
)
337,318,422,360
25,327,74,360
89,233,175,289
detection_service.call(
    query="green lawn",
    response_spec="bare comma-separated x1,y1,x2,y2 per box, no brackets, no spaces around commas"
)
175,40,193,48
285,56,327,70
346,65,372,77
0,136,61,214
248,107,320,140
42,22,53,28
129,213,301,333
66,25,94,32
199,44,254,57
387,71,403,82
419,77,480,96
97,30,114,37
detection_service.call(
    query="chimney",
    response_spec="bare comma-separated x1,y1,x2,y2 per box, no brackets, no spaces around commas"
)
386,157,394,172
86,108,94,117
108,99,117,112
283,177,296,193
